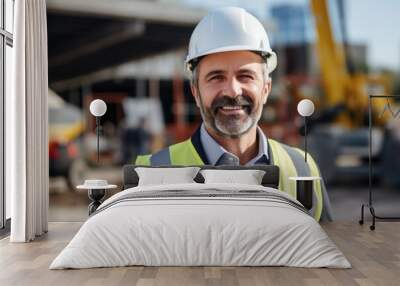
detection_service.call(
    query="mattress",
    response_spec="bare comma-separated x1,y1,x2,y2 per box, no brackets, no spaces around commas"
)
50,183,350,269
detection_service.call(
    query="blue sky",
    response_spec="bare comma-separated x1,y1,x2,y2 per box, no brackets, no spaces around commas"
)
346,0,400,71
184,0,400,72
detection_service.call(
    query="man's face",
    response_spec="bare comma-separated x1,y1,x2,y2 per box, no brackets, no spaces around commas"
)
191,51,271,138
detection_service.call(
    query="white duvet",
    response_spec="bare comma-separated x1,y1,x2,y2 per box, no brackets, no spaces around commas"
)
50,183,350,269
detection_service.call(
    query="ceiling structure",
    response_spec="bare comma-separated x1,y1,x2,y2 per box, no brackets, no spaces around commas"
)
46,0,206,86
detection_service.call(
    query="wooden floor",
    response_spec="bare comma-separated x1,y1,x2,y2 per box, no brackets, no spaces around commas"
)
0,222,399,286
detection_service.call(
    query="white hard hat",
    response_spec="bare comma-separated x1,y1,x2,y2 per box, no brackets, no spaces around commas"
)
185,7,277,73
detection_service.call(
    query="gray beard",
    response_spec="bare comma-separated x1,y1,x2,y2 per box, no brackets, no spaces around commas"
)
197,91,262,139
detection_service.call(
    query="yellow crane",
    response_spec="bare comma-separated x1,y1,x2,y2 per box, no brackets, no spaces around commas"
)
310,0,394,127
306,0,400,187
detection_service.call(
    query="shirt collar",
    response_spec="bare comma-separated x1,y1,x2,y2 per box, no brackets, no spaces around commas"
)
199,123,269,166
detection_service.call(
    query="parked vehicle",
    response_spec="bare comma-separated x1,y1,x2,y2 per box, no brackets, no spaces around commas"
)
48,89,86,188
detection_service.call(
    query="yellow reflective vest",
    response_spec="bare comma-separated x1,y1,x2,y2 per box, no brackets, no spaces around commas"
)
135,128,327,221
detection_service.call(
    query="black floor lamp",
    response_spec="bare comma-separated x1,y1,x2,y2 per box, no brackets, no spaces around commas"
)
297,99,315,162
290,99,319,211
77,99,117,215
89,99,107,163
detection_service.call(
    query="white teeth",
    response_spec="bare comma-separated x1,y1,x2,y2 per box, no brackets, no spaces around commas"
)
221,106,242,110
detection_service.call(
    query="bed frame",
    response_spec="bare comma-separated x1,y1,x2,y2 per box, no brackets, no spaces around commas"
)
122,165,280,190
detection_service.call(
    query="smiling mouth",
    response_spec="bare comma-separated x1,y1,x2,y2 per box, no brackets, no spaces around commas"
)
216,105,251,115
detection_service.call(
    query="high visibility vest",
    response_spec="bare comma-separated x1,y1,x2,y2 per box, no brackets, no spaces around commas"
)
135,137,324,221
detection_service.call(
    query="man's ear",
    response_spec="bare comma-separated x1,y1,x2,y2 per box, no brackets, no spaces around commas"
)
263,78,272,105
191,84,201,108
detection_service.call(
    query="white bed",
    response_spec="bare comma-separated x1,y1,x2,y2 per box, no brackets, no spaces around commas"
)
50,183,350,269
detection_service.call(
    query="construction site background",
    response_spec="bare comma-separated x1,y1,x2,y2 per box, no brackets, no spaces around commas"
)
43,0,400,222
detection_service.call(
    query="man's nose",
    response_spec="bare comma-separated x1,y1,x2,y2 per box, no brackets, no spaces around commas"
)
223,77,242,98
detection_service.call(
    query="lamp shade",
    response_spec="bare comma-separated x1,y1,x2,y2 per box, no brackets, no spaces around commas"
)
297,99,315,117
90,99,107,117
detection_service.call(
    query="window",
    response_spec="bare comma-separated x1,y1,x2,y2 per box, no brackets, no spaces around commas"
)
1,0,14,230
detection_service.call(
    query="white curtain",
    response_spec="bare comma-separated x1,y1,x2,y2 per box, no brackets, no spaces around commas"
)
8,0,49,242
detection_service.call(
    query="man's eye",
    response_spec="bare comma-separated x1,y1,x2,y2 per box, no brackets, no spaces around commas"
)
239,75,253,80
209,75,223,81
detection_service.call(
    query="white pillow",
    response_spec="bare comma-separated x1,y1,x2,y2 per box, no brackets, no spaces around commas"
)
200,169,266,185
135,167,200,186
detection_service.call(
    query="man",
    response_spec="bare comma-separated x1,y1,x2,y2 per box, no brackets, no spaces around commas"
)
136,7,333,221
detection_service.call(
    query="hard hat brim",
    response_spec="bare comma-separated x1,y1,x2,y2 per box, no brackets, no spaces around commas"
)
185,46,277,74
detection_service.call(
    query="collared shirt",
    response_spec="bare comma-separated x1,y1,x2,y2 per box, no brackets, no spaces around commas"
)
199,123,270,166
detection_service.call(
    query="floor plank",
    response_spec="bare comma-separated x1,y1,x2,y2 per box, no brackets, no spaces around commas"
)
1,222,400,286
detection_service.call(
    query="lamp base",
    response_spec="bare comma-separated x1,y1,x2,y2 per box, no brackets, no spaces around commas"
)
296,180,313,210
289,176,320,210
88,189,106,215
